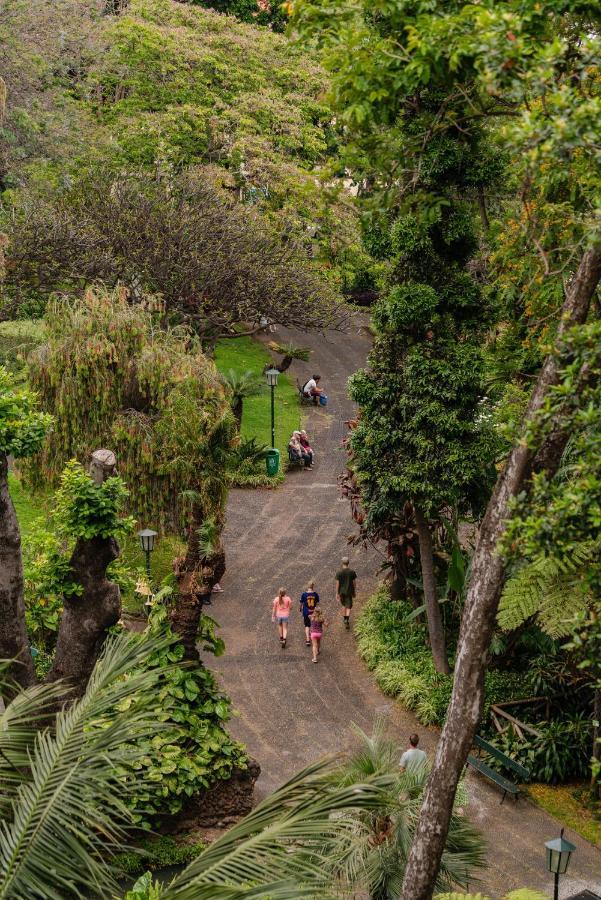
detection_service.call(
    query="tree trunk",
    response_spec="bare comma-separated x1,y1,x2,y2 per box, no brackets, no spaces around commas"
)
46,450,122,697
0,455,36,695
45,535,121,695
592,686,601,803
390,543,406,601
232,398,243,431
171,501,225,662
477,186,490,232
414,506,450,675
400,244,601,899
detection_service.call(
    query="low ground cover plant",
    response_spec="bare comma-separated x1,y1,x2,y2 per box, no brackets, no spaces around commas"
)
356,587,530,727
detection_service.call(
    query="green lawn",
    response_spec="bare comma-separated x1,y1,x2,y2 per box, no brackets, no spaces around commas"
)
215,336,300,460
527,783,601,847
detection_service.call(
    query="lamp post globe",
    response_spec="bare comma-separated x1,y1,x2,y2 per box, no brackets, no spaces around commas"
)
545,828,576,900
265,367,280,448
137,528,158,580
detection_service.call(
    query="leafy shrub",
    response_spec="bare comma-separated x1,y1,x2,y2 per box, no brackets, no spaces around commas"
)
488,715,592,785
114,835,205,877
121,598,247,827
22,524,77,652
357,588,530,727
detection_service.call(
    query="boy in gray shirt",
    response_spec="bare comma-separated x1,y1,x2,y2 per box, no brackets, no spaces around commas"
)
399,733,427,772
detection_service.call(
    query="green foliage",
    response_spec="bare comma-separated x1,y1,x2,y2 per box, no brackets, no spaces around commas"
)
488,716,592,785
27,288,234,532
356,588,529,726
0,320,44,381
0,366,51,459
324,722,485,895
194,0,289,32
54,460,133,541
0,632,173,898
114,835,206,877
2,0,361,282
22,524,78,652
499,545,596,637
121,596,247,828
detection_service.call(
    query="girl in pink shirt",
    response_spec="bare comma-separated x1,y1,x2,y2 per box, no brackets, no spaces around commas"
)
272,587,292,648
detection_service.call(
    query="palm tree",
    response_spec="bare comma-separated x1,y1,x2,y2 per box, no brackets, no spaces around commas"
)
320,721,486,899
129,723,484,900
0,666,485,900
221,370,264,430
0,632,169,899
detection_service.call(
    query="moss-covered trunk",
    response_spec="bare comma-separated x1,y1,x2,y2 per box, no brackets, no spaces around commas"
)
171,501,225,662
0,455,36,695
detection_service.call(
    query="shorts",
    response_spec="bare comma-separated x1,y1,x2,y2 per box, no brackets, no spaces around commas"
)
310,632,322,641
303,614,312,628
339,596,353,609
276,616,289,624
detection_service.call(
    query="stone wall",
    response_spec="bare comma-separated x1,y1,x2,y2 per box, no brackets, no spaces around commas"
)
165,757,261,832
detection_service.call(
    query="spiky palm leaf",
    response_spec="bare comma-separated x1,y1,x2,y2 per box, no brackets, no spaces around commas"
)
162,758,388,899
319,722,485,898
0,632,167,899
221,370,264,401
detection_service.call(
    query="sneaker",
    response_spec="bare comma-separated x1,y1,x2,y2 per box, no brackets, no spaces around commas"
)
312,658,318,663
345,619,350,630
282,639,287,648
212,583,223,593
305,640,311,646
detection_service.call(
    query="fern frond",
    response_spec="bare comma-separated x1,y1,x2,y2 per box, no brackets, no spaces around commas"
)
499,543,597,635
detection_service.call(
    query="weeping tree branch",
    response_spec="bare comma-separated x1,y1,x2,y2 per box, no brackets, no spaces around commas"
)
401,242,601,899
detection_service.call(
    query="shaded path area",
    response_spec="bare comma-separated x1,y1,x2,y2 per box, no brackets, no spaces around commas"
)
211,320,601,898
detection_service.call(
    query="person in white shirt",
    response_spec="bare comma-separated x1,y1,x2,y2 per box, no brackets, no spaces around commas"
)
302,374,323,405
399,733,427,772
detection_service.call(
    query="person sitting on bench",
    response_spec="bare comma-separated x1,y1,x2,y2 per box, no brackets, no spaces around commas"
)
302,374,323,405
299,430,314,467
289,432,312,468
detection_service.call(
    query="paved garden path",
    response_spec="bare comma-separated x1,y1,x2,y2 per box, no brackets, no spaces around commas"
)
213,319,601,899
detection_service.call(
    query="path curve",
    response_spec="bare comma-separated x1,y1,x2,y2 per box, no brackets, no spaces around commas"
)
210,320,601,898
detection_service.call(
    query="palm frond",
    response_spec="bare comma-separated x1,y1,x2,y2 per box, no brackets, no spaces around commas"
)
163,758,387,899
0,632,168,900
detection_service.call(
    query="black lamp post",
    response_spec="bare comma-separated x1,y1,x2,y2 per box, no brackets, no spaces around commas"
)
545,828,576,900
137,528,158,580
265,367,280,449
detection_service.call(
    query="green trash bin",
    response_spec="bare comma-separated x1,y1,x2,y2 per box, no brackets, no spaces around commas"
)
266,448,280,476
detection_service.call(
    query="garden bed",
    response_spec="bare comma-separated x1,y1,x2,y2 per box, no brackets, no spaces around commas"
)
355,586,530,727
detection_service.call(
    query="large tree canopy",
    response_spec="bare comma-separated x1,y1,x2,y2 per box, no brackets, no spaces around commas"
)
5,169,342,337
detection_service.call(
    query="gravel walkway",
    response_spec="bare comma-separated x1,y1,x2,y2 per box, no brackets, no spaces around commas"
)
210,320,601,899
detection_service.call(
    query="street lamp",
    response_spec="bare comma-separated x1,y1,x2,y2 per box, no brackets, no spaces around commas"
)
137,528,158,580
545,828,576,900
265,367,280,449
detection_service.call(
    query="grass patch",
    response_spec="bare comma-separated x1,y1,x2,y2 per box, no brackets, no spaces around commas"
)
0,319,45,380
526,783,601,847
8,471,48,538
214,336,300,461
114,834,206,877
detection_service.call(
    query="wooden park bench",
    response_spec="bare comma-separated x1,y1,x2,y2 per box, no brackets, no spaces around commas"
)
296,380,314,405
287,448,305,467
466,734,530,804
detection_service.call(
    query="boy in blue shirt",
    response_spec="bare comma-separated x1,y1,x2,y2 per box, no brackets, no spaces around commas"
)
300,580,320,646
